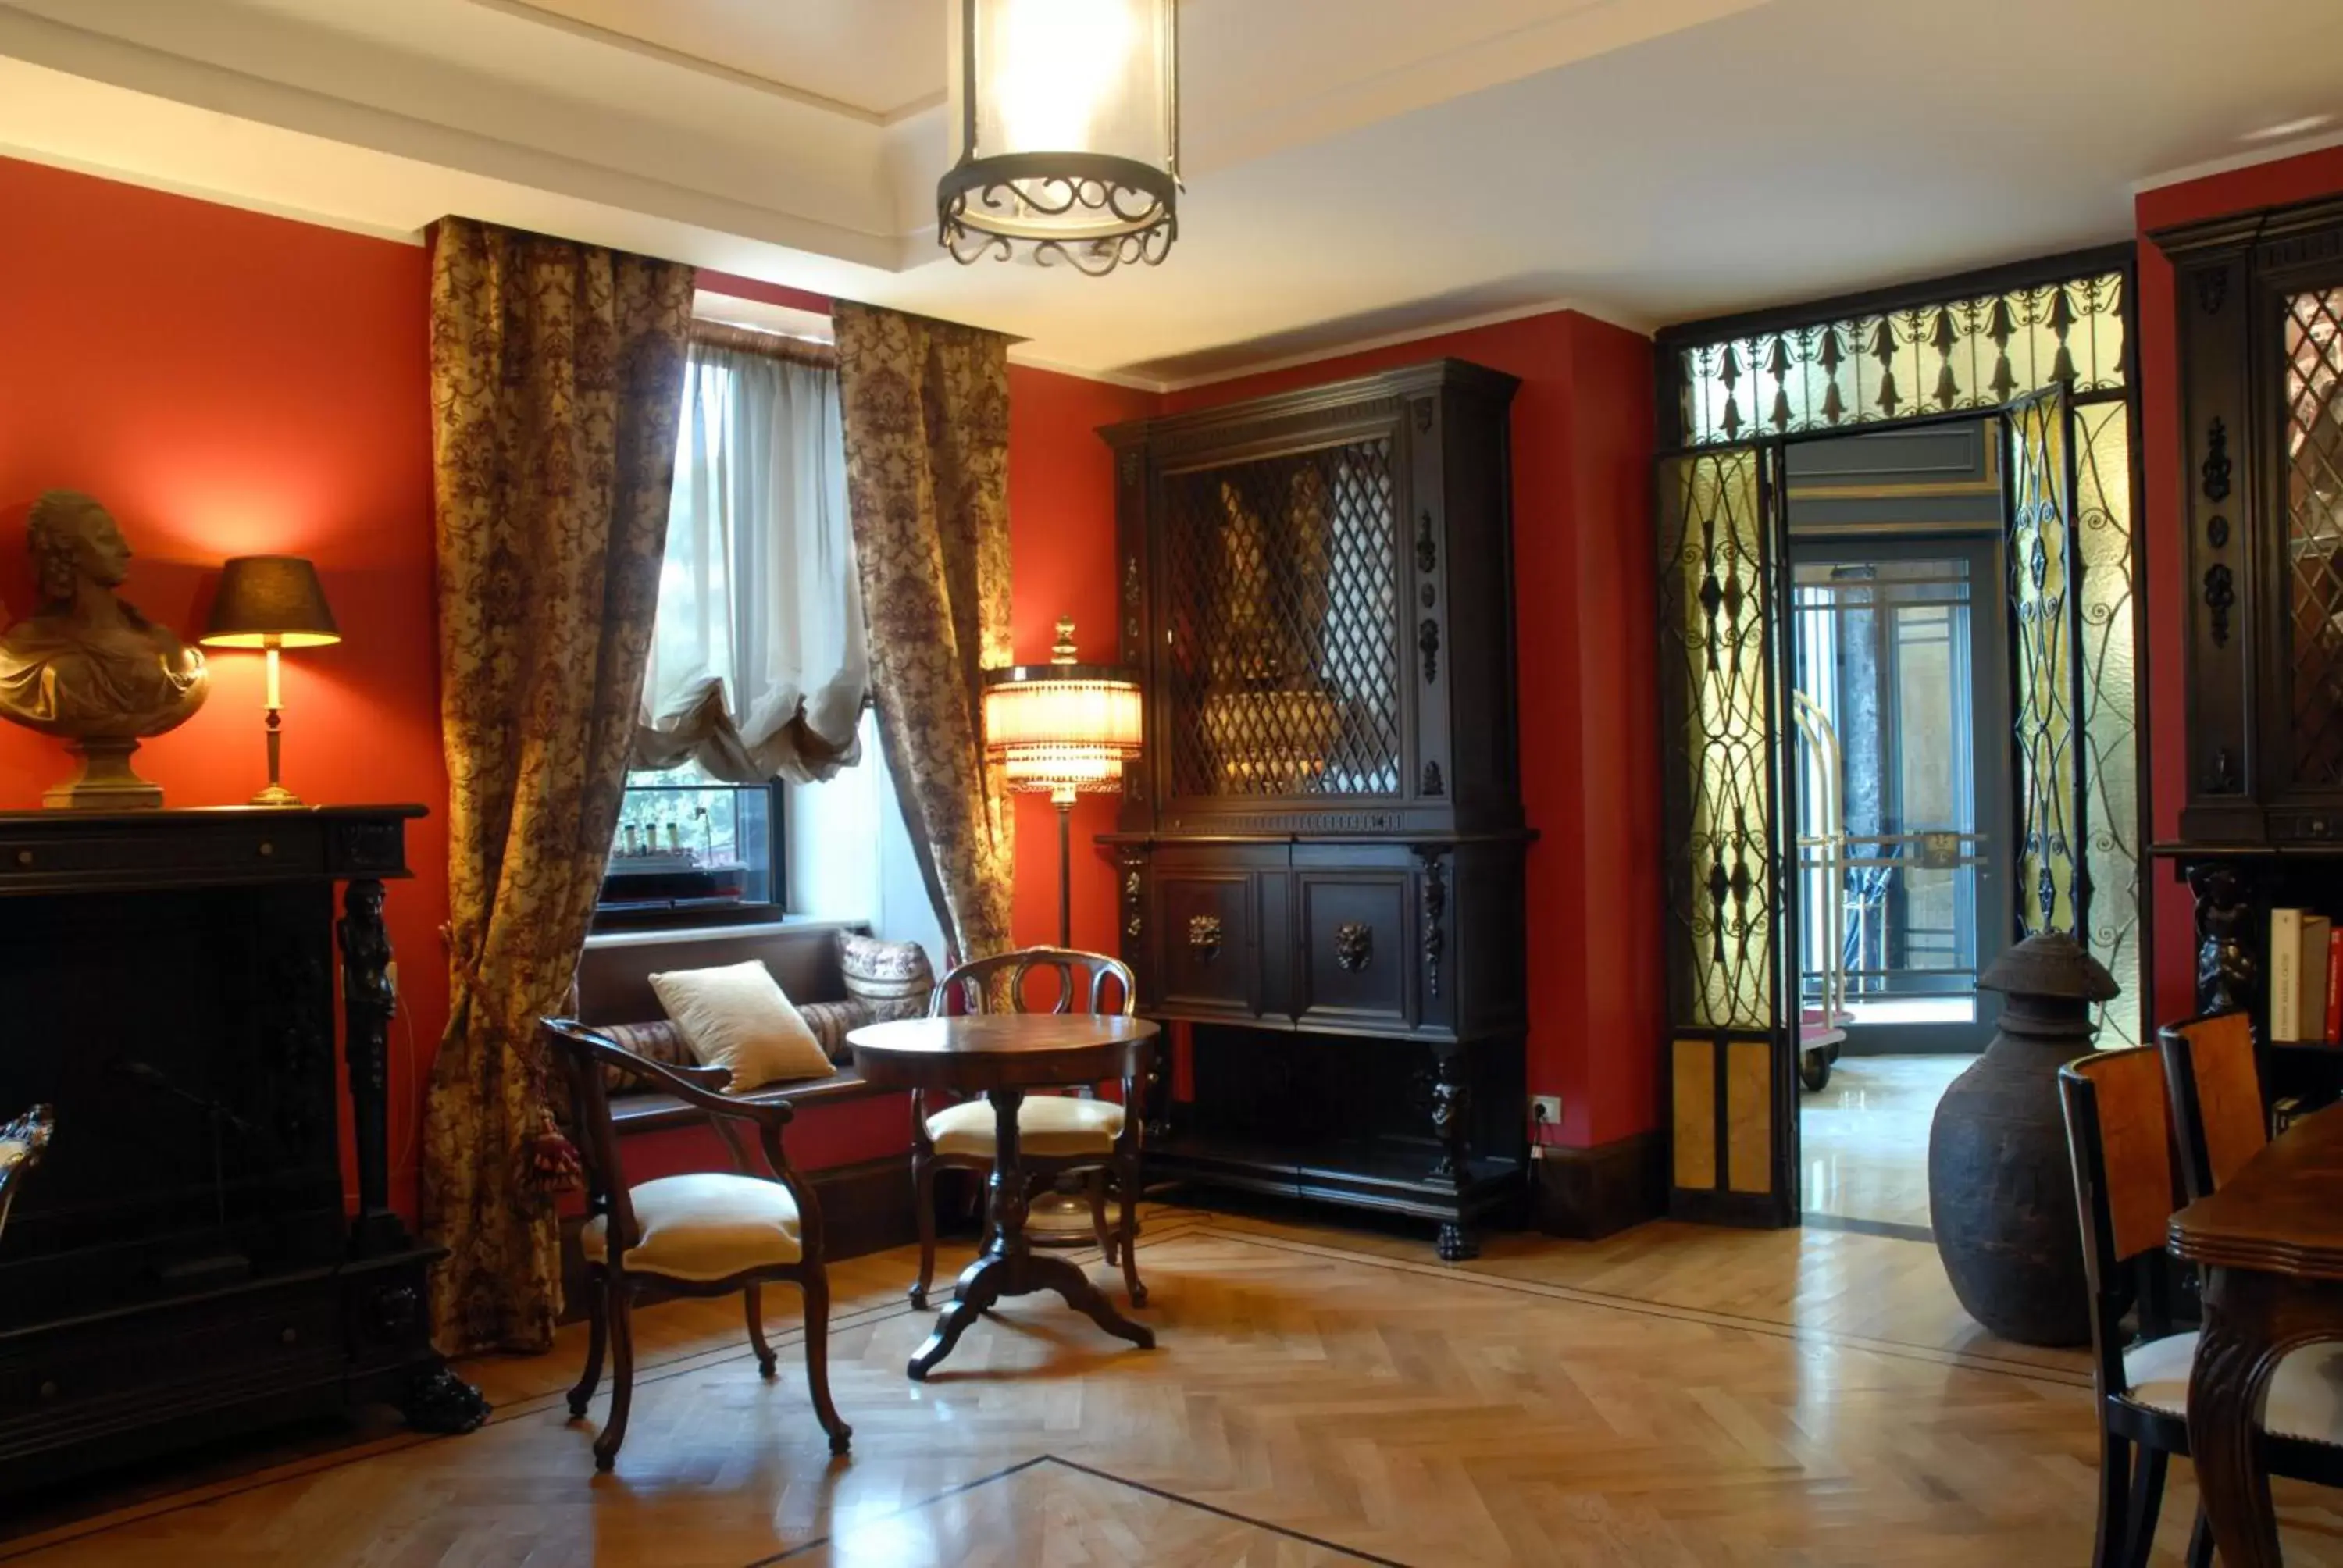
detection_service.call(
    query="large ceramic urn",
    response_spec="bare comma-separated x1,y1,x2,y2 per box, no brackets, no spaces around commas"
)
1927,931,2117,1347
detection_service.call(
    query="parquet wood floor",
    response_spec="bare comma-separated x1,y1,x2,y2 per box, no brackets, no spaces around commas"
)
6,1206,2341,1566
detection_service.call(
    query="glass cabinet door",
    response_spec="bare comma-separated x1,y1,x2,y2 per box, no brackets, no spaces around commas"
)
2283,284,2343,788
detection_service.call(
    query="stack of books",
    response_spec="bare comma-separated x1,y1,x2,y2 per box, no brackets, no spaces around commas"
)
2268,907,2343,1044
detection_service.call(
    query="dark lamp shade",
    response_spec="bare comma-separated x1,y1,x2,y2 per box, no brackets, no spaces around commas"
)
201,556,341,649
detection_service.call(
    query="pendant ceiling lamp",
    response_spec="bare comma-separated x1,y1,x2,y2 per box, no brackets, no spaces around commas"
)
939,0,1180,276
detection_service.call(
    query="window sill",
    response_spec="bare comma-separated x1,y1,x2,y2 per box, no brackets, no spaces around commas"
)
583,914,870,950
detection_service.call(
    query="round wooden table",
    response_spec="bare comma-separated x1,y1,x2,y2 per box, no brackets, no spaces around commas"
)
849,1014,1159,1381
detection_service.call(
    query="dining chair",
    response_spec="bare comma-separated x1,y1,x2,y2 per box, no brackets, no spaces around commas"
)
908,946,1146,1313
2059,1046,2343,1568
2157,1010,2267,1203
542,1017,851,1471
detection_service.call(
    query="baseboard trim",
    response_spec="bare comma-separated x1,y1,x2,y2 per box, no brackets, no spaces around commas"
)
1528,1131,1664,1239
1667,1185,1795,1229
558,1152,916,1324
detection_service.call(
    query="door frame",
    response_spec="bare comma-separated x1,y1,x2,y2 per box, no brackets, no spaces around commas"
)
1652,244,2147,1228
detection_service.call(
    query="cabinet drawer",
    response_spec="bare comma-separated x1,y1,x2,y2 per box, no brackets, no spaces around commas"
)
0,821,323,889
0,1277,344,1437
1156,871,1259,1017
1293,871,1411,1030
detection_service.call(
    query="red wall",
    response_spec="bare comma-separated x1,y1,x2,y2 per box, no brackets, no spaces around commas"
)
1161,312,1662,1147
1005,365,1161,953
2138,145,2343,1024
0,155,448,1214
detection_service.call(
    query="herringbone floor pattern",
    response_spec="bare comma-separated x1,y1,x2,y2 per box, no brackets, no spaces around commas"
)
6,1206,2341,1565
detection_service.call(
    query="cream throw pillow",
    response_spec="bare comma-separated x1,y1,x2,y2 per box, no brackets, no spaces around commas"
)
647,960,833,1092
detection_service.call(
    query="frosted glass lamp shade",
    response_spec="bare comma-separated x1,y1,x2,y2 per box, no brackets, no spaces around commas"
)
940,0,1179,273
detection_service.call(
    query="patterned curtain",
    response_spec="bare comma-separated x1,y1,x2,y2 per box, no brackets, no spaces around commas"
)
833,301,1015,964
422,217,694,1354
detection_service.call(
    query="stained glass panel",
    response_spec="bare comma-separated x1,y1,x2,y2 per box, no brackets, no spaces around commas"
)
2284,289,2343,786
1678,272,2126,448
2074,400,2140,1045
2009,390,2078,940
1657,448,1778,1032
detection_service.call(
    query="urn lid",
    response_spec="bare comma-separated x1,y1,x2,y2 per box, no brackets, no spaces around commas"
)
1977,931,2120,1004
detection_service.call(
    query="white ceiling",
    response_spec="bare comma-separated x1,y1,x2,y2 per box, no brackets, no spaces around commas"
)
0,0,2338,387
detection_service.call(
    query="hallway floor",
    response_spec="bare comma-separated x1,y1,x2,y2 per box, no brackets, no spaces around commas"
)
1801,1053,1970,1235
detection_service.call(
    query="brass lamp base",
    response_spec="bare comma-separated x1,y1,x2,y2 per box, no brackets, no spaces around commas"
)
247,707,303,807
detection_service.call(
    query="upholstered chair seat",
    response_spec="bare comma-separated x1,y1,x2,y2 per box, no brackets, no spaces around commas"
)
580,1173,803,1281
2121,1326,2343,1446
925,1096,1123,1160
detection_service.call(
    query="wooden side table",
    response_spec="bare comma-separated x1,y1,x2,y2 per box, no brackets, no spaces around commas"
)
850,1014,1159,1381
2169,1100,2343,1567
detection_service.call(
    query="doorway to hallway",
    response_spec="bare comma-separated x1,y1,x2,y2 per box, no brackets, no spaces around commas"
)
1785,425,2011,1234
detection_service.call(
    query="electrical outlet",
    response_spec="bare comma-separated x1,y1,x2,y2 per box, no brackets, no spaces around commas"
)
1530,1094,1562,1128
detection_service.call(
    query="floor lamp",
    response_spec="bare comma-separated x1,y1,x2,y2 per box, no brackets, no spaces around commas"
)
983,618,1145,1249
982,618,1144,947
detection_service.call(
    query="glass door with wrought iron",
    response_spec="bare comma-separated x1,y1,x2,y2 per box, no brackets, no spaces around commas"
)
1791,537,2010,1060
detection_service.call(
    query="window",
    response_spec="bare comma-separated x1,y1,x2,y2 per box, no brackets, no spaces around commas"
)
596,322,865,931
598,761,783,926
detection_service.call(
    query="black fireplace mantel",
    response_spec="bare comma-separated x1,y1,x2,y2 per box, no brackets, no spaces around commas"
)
0,804,483,1492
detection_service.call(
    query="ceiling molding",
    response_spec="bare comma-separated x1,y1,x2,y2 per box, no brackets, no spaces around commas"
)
0,4,908,269
1155,294,1651,394
1004,350,1167,394
2131,125,2343,197
459,0,946,127
0,134,429,244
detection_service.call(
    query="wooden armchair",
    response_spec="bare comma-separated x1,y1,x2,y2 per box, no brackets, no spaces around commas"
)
909,947,1146,1311
542,1018,851,1472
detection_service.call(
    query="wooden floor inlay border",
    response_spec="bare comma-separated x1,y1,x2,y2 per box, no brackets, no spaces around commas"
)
748,1454,1409,1566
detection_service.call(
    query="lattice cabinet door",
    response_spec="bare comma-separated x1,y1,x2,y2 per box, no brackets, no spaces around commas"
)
1160,430,1407,808
1106,360,1523,842
2257,226,2343,829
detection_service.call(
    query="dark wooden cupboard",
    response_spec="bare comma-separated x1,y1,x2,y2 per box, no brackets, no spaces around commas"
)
2159,195,2343,847
1099,360,1532,1258
2154,195,2343,1106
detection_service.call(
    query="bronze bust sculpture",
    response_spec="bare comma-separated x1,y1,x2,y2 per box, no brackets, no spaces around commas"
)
0,490,208,807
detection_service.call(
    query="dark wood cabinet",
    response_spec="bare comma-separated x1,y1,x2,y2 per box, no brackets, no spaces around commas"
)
2155,197,2343,1108
0,807,483,1493
1100,360,1532,1259
2158,196,2343,846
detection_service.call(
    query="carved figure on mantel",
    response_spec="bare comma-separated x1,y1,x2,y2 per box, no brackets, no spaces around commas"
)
2188,861,2259,1017
0,490,208,808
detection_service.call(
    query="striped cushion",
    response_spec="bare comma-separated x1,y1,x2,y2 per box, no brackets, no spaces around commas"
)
798,1000,865,1064
598,1021,696,1092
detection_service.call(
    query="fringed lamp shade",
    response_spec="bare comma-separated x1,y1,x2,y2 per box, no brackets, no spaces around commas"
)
982,619,1143,805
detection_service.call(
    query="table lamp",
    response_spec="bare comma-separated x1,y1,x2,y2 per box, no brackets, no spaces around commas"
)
201,556,341,807
982,618,1143,946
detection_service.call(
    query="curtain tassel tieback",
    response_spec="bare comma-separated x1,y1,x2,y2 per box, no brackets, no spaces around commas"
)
528,1112,586,1197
